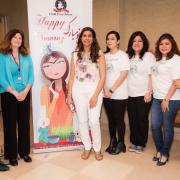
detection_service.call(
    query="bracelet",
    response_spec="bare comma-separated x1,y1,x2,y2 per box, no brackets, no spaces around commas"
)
109,89,114,93
163,98,169,102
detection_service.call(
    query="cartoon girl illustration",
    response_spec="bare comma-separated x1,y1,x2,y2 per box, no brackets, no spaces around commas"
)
40,51,73,140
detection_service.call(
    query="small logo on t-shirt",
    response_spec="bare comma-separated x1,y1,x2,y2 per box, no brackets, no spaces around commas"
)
106,63,113,72
151,65,158,76
130,64,138,73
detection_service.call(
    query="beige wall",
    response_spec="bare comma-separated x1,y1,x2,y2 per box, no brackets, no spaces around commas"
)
93,0,180,52
93,0,122,50
123,0,180,51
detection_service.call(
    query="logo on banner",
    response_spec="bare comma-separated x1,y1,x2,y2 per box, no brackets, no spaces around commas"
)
54,0,69,13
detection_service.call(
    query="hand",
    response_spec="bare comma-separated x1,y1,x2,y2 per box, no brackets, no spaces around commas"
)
18,90,28,101
53,91,59,99
66,95,73,108
104,87,112,98
144,92,152,103
89,95,98,108
40,117,50,128
161,99,169,112
49,81,59,99
173,79,180,88
12,90,20,100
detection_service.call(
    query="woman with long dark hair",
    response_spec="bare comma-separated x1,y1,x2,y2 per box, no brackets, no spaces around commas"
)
126,31,155,153
67,27,105,160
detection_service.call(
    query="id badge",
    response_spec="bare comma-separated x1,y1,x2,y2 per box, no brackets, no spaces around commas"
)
17,73,22,82
18,76,22,80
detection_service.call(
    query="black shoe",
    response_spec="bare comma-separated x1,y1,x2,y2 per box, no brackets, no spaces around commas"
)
110,142,126,155
0,163,10,171
152,152,161,161
105,138,117,153
153,156,159,161
156,155,169,166
21,155,32,163
9,159,18,166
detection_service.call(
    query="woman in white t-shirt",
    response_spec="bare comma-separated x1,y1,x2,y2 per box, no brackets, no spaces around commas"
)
104,31,130,155
151,33,180,166
126,31,155,153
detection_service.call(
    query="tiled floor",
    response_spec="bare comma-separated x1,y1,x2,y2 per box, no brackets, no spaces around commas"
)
0,114,180,180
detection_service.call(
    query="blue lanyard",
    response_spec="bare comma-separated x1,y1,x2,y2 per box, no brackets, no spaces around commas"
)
11,52,20,72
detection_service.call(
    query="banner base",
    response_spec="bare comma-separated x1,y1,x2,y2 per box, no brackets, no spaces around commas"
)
33,145,84,153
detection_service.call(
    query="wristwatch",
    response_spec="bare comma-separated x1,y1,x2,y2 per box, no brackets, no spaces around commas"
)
109,89,114,93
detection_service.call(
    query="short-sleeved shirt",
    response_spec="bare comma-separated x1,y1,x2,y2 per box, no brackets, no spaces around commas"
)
105,50,130,100
128,52,155,97
151,54,180,100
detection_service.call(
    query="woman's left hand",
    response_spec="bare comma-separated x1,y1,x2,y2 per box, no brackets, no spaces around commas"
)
89,95,98,108
104,87,112,98
144,92,152,103
18,90,28,101
161,99,169,112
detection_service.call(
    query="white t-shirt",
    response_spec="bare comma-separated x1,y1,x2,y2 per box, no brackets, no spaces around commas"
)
151,54,180,100
104,50,130,100
128,52,155,97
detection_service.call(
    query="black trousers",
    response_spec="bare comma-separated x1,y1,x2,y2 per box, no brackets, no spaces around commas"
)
127,96,152,147
103,98,127,143
1,92,30,159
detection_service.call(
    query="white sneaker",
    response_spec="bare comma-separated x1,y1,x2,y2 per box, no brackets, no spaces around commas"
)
128,145,137,152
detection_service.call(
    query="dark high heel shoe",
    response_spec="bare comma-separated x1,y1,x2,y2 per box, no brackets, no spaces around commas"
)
105,138,117,153
110,142,126,155
152,152,161,161
156,155,169,166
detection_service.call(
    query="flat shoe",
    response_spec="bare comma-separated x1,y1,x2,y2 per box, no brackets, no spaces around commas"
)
9,159,18,166
81,150,91,160
0,163,10,171
94,151,103,161
21,155,32,163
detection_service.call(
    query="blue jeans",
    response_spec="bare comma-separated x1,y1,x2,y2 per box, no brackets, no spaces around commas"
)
151,98,180,156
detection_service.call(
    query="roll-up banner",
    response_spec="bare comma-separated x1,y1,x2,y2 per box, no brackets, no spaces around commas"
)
27,0,92,153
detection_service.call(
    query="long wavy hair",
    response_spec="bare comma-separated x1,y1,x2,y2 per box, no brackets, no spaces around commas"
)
41,51,69,103
155,33,180,61
126,31,149,60
104,31,120,53
0,29,29,55
76,27,100,63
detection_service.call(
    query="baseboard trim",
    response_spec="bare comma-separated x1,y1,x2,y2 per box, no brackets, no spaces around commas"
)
174,127,180,140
